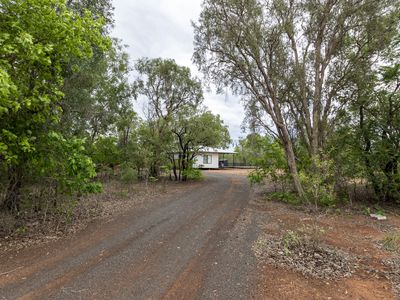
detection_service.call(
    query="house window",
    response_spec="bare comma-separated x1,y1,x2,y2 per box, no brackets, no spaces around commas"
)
203,155,212,164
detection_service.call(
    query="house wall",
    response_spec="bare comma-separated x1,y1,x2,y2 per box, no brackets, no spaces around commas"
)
193,153,219,169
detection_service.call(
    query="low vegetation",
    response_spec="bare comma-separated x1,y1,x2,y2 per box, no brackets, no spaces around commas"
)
253,225,355,280
382,232,400,253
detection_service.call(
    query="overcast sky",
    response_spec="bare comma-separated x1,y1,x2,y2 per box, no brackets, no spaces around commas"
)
111,0,246,146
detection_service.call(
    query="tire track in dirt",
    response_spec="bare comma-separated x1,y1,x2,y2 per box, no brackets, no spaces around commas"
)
162,178,247,299
0,188,185,288
100,178,242,299
2,175,237,299
1,172,252,300
51,177,240,299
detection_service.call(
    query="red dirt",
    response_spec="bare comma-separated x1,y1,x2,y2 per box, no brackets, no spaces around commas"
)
254,198,400,300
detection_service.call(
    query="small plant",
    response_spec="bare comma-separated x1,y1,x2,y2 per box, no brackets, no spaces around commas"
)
282,230,302,253
15,225,28,235
269,192,301,205
375,208,385,216
382,232,400,252
282,224,326,252
364,206,372,215
117,190,129,198
148,176,158,183
299,224,326,246
183,168,204,180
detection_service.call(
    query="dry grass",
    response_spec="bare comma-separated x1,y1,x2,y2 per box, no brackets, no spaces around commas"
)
382,231,400,253
253,225,355,280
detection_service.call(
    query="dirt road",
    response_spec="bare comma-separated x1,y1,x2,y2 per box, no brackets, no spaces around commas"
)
0,170,262,300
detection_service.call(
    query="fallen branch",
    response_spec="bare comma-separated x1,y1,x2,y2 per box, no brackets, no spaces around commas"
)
0,266,23,276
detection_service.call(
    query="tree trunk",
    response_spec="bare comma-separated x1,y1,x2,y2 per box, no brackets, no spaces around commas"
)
181,150,187,182
3,166,22,212
280,127,306,198
384,156,398,202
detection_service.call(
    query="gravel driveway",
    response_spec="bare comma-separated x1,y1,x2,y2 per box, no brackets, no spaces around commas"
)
0,170,262,300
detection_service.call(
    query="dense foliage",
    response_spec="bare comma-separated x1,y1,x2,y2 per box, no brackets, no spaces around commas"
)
0,0,109,211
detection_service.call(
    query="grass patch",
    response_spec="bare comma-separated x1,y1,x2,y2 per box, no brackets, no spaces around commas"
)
253,225,355,279
382,231,400,253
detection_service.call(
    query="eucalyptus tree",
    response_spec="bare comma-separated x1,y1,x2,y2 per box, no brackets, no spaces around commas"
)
134,58,203,177
66,0,114,27
193,0,399,196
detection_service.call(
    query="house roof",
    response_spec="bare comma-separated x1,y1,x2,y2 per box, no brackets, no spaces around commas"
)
198,148,237,154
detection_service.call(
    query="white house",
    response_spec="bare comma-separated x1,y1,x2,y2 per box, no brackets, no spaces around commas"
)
193,149,237,169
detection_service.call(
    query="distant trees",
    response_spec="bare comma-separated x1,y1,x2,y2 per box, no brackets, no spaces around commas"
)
194,0,400,204
134,58,230,180
134,58,203,177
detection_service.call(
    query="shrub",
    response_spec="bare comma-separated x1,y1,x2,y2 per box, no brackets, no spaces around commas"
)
383,232,400,252
183,168,203,180
33,132,102,196
300,157,337,208
120,166,138,183
248,168,267,184
269,192,301,205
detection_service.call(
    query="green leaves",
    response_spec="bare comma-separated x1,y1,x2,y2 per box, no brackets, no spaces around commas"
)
0,0,109,210
31,131,100,195
135,58,203,120
0,0,109,167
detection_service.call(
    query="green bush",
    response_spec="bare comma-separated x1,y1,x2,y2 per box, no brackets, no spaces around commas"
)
300,157,337,208
91,137,121,167
183,168,203,180
248,169,267,184
269,192,301,205
32,132,102,196
382,232,400,252
120,166,138,183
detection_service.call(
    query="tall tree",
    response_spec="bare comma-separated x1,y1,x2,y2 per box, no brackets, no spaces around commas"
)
134,58,203,177
350,33,400,203
193,0,399,197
